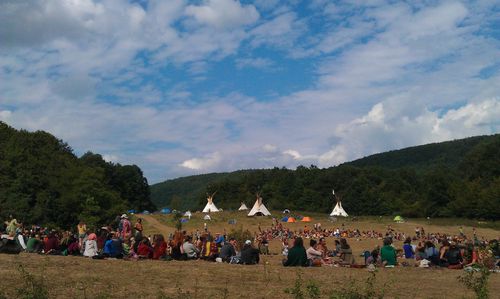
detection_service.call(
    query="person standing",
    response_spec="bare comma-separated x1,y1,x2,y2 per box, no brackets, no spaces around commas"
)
77,220,87,249
120,214,131,240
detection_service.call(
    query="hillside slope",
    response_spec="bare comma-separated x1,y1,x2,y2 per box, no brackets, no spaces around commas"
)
151,134,500,219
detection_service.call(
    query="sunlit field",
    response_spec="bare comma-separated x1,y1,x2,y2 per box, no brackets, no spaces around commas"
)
0,211,498,298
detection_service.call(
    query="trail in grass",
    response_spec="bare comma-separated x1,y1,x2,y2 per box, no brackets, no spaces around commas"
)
139,214,172,236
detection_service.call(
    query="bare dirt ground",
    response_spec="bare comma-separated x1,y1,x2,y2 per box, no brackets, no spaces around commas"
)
0,212,498,298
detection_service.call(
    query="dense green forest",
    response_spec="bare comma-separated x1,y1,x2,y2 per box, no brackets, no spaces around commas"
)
0,121,155,229
151,134,500,219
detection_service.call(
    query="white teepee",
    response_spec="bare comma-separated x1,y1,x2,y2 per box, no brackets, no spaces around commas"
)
202,192,219,213
238,202,248,211
247,194,271,216
329,190,348,217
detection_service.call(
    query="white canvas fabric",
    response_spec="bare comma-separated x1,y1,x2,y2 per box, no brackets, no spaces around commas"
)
247,196,271,216
330,202,348,217
238,203,248,210
202,194,219,213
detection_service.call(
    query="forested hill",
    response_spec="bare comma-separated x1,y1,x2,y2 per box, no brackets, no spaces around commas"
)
344,135,492,170
0,121,156,229
151,134,500,219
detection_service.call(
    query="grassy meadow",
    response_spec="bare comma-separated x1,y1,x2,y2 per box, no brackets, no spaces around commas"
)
0,211,498,298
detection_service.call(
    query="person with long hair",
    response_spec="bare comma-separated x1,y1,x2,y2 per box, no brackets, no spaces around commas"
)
170,231,186,260
283,237,308,267
339,238,355,265
152,234,168,260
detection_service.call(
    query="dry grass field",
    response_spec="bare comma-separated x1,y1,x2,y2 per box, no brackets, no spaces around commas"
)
0,211,498,299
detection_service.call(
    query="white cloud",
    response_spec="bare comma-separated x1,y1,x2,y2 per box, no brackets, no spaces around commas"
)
235,57,274,69
318,98,500,167
1,0,500,183
102,154,119,163
0,110,12,120
283,149,301,160
180,152,222,170
185,0,259,29
262,144,278,153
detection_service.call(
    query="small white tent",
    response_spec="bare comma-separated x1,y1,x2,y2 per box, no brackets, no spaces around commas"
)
329,189,348,217
238,202,248,211
202,192,219,213
184,211,192,219
248,194,271,216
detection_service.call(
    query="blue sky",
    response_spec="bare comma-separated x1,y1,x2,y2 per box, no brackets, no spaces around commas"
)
1,0,500,183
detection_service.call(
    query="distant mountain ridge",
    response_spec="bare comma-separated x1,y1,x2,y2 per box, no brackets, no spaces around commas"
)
150,134,500,219
345,135,491,170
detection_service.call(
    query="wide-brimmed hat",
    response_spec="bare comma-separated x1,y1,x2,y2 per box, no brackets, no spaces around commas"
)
121,214,128,219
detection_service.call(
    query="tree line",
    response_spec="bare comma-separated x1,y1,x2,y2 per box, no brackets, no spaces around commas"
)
0,121,155,229
152,134,500,220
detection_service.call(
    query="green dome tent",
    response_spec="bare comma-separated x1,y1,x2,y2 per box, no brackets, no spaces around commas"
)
393,215,404,223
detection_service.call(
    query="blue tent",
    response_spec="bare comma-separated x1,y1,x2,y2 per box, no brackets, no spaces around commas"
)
281,216,289,222
161,208,171,214
127,209,136,214
142,210,150,215
180,218,189,223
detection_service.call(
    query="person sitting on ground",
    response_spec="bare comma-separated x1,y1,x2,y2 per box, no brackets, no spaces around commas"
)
403,237,415,259
318,237,330,258
44,231,60,255
415,243,426,261
338,238,355,265
182,235,199,259
219,237,237,263
241,240,260,265
103,232,124,259
152,234,168,260
380,238,397,266
439,239,450,267
366,249,381,266
83,233,98,257
424,241,439,265
66,234,80,255
306,239,323,266
283,237,308,267
26,233,43,253
200,235,219,261
446,241,463,269
170,231,186,260
137,237,153,259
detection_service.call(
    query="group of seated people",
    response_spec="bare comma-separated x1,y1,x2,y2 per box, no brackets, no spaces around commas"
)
2,214,499,271
281,235,500,269
141,231,261,265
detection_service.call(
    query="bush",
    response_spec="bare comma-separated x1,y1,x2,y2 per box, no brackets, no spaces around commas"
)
458,266,491,299
329,272,386,299
228,226,253,248
15,265,49,299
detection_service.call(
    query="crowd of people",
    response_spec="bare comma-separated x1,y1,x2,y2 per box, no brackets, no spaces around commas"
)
1,214,499,272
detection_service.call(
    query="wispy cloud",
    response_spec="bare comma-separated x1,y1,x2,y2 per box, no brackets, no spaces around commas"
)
1,0,499,183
